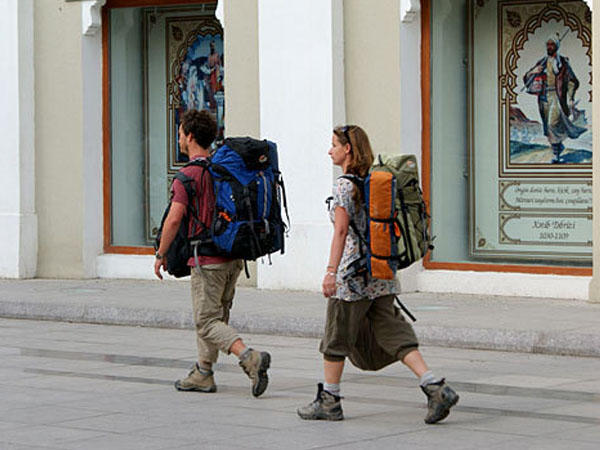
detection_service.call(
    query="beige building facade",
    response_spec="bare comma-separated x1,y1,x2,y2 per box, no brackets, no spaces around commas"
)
1,0,599,302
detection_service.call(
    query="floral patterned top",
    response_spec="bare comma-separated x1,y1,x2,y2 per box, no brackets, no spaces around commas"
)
329,177,398,302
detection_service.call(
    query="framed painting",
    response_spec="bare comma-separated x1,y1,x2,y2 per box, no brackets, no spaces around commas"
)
469,0,592,261
143,3,223,242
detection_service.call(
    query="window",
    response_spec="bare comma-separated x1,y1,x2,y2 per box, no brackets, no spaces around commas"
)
104,1,222,250
425,0,592,270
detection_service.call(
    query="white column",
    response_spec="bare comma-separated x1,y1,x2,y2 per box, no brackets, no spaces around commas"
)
589,0,600,303
81,3,104,277
257,0,345,290
0,0,37,278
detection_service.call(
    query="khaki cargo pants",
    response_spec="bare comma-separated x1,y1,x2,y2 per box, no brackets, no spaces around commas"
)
191,260,243,364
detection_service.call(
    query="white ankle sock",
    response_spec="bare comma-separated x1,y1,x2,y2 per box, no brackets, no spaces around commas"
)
323,382,340,397
419,371,441,387
238,347,251,361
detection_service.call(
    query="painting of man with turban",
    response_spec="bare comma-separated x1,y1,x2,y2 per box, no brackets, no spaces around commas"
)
523,33,587,163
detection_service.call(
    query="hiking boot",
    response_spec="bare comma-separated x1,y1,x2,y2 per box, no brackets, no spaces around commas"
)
239,349,271,397
421,378,459,424
297,383,344,421
174,363,217,393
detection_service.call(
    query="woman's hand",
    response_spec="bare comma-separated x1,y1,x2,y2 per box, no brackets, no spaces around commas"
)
322,272,337,298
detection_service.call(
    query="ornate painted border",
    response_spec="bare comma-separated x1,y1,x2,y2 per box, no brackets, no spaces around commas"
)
141,5,219,242
498,179,592,212
499,212,592,246
166,16,222,175
498,0,592,176
468,0,593,261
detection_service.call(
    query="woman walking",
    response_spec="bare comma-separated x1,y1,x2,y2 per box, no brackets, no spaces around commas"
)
297,125,458,424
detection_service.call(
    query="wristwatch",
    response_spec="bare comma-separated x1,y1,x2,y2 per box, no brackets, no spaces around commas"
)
155,252,163,260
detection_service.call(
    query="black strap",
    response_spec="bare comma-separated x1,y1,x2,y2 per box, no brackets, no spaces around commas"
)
242,185,263,259
335,175,369,284
339,174,365,191
394,295,417,322
173,171,208,239
397,187,415,262
278,175,291,233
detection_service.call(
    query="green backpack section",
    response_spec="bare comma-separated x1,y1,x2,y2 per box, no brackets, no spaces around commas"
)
369,153,433,271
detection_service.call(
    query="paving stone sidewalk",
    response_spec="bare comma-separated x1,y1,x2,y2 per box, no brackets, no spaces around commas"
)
1,319,599,449
1,279,600,358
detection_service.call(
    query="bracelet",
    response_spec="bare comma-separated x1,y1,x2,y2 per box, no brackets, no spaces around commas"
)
326,265,337,271
326,272,337,277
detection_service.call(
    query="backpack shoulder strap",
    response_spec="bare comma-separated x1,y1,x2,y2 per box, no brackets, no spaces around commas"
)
335,175,368,247
338,174,364,190
184,158,210,169
173,169,209,236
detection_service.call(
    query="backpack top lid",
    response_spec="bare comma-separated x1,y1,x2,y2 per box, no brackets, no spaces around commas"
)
223,137,276,171
370,154,419,188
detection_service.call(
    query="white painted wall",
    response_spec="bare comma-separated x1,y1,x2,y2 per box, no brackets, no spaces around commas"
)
418,270,591,300
81,11,104,278
97,254,184,281
256,0,345,290
396,6,424,293
0,0,37,278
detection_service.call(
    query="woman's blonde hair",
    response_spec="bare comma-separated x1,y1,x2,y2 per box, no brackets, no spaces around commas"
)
333,125,374,207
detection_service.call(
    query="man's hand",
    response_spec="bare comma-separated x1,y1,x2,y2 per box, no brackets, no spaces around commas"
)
154,257,166,280
152,201,186,280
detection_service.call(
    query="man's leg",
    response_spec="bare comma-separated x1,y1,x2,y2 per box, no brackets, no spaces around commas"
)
222,261,271,398
551,143,564,163
174,266,225,392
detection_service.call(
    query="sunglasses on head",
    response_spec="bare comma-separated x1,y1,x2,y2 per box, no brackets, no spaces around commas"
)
341,125,354,148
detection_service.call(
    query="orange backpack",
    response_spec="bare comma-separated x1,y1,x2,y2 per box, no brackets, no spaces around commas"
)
343,154,433,280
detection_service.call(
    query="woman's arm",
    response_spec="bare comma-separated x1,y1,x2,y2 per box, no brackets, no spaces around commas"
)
322,206,350,297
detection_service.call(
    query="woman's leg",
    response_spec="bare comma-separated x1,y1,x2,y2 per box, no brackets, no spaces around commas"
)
298,298,369,421
402,349,429,378
324,358,345,384
366,295,441,387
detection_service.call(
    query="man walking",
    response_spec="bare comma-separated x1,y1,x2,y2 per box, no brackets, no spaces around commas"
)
154,109,271,397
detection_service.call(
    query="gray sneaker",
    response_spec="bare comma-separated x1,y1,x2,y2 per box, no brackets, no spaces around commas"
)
239,349,271,397
297,383,344,421
421,379,459,424
174,363,217,393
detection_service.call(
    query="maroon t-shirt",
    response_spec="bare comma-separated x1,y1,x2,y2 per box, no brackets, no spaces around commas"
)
171,156,231,267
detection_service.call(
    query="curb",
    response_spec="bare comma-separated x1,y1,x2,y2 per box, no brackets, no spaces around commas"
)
1,301,599,358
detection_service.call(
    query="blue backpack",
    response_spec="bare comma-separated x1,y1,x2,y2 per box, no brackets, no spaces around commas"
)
191,137,289,269
156,138,288,278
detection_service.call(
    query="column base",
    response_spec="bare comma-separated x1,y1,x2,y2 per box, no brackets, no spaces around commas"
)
588,277,600,303
0,212,38,278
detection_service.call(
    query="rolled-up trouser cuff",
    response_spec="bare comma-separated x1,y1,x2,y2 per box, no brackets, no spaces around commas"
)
396,345,419,362
223,334,241,355
323,353,346,362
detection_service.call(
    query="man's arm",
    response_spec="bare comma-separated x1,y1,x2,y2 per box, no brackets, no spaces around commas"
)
523,58,546,86
154,202,186,280
565,59,579,103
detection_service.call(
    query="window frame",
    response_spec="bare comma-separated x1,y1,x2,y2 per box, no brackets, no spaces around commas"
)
419,0,592,276
102,0,216,254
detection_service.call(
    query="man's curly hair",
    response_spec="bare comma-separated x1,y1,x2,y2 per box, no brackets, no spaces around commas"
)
181,109,217,148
